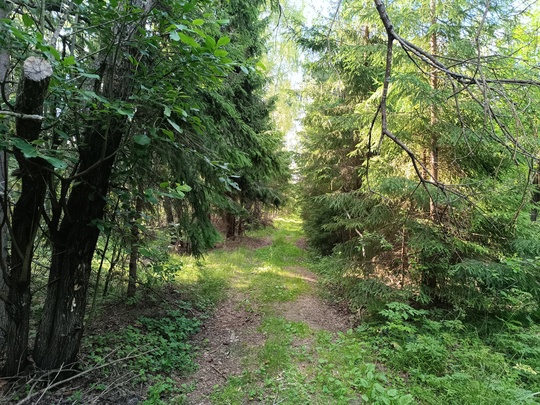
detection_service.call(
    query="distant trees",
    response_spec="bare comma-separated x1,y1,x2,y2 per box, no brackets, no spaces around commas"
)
0,0,287,376
299,0,540,310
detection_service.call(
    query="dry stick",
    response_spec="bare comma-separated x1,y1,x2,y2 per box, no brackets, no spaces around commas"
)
91,371,140,404
376,15,443,201
210,364,227,380
14,349,149,405
372,0,508,240
374,0,540,87
326,0,343,50
373,0,540,208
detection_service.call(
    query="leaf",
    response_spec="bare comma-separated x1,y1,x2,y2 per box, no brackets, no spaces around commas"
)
214,49,228,57
205,36,216,49
176,184,192,193
41,155,67,169
162,129,174,141
170,31,180,42
144,189,159,205
216,36,230,48
46,46,62,61
12,138,38,158
134,134,151,146
179,33,200,48
167,118,183,134
240,65,249,75
192,19,204,26
22,14,34,27
164,105,171,117
80,72,100,79
63,55,76,66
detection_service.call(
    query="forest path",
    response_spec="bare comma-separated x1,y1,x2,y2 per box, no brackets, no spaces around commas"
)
185,217,353,404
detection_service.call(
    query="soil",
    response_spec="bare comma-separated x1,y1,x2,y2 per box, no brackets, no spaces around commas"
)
185,290,265,404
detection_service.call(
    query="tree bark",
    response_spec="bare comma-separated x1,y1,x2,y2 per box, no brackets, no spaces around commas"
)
0,0,11,354
423,0,440,297
2,57,52,376
428,0,440,220
163,197,174,225
127,194,143,298
33,123,124,370
531,162,540,221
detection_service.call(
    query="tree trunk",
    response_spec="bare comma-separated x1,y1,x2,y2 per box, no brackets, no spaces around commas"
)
33,124,124,370
423,0,440,299
164,197,175,225
0,151,8,353
0,0,11,354
127,194,143,298
428,0,439,220
225,211,237,239
2,57,52,376
531,162,540,221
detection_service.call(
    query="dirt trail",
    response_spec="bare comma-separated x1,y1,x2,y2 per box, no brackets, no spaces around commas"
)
186,240,351,404
185,290,264,404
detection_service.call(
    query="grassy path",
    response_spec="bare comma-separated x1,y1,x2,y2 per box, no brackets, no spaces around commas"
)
184,217,412,405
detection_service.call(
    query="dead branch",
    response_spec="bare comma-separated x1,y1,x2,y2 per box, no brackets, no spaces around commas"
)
13,348,150,405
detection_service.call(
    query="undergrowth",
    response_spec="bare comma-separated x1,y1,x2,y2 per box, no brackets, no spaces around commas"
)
313,257,540,404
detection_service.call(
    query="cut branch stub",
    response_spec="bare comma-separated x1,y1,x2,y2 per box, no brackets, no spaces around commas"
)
15,57,53,140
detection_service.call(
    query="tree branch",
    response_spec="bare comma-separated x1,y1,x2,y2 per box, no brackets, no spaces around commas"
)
0,110,44,120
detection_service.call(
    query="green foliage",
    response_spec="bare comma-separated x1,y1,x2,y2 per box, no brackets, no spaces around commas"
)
298,0,540,313
143,376,187,405
314,256,408,314
353,302,540,404
87,310,200,378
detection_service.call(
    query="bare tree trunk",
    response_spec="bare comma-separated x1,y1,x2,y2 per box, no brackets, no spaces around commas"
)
33,123,124,370
2,57,52,376
423,0,440,296
225,211,237,239
531,162,540,221
0,0,11,354
127,194,143,298
163,197,174,225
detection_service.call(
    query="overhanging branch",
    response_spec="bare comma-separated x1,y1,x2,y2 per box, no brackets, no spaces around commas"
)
0,110,44,120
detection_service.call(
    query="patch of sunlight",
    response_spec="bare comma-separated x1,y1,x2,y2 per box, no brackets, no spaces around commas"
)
174,264,202,284
231,281,251,290
252,265,276,273
273,216,303,230
282,267,317,283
